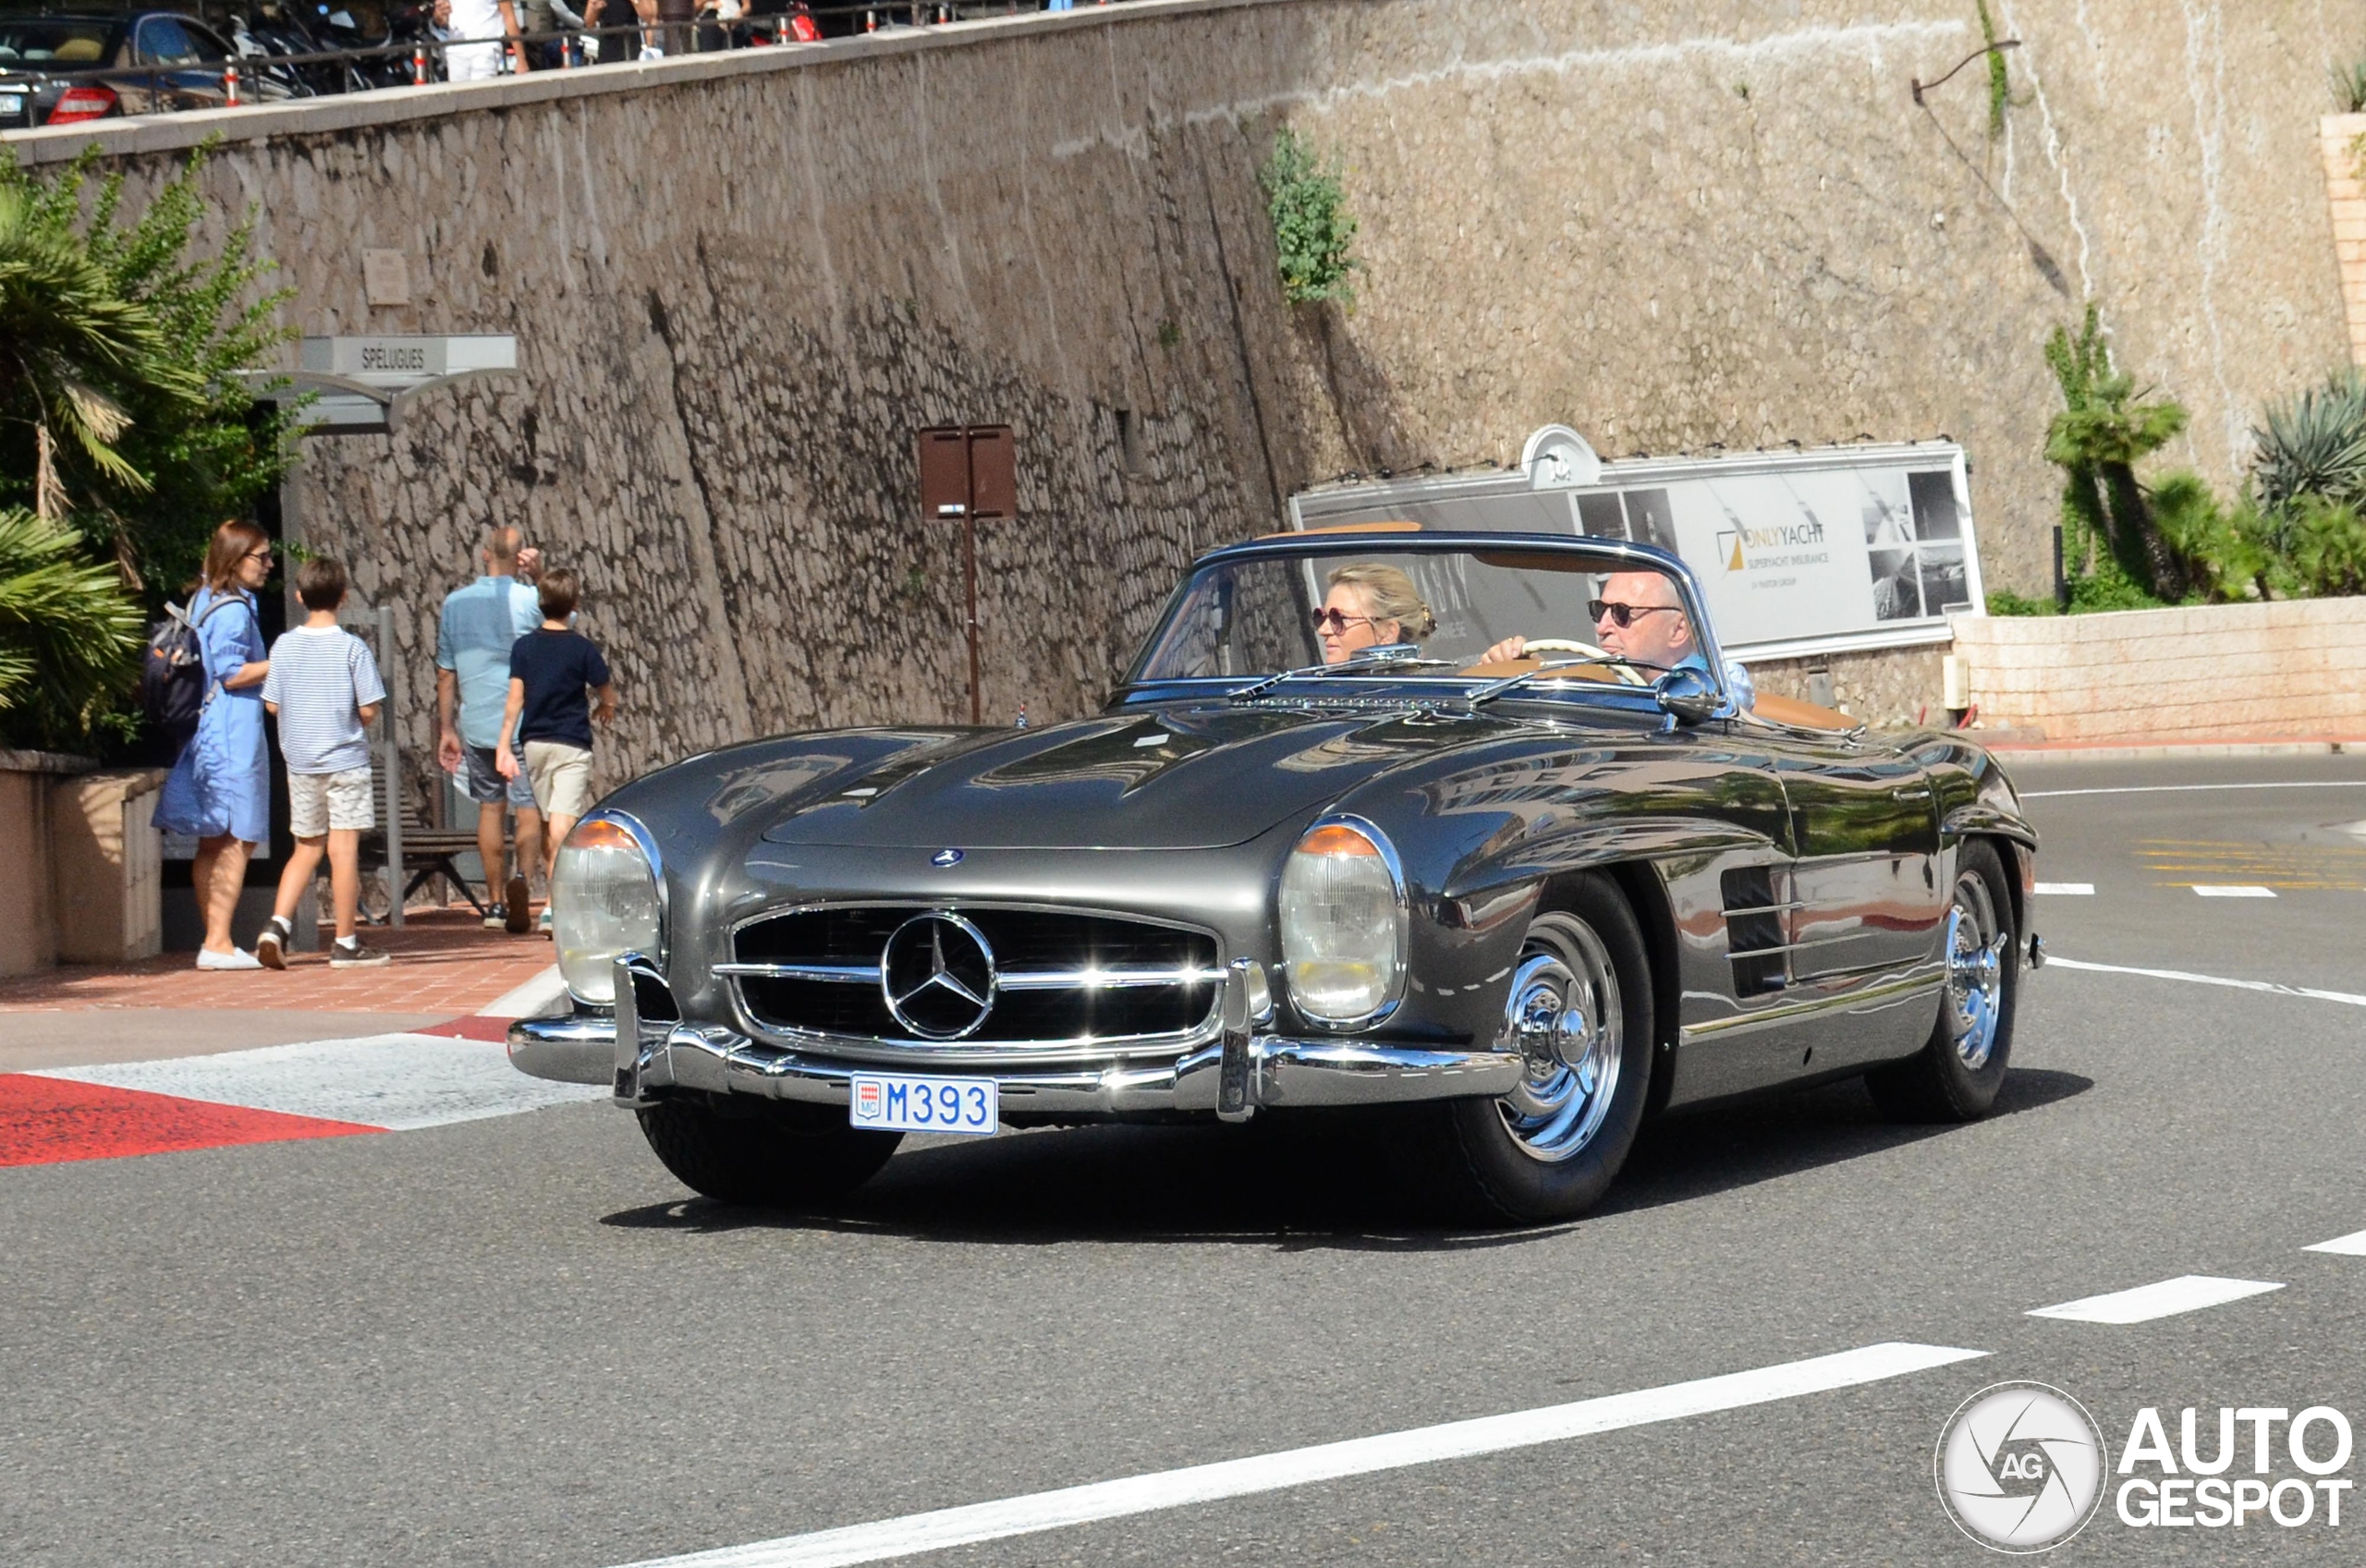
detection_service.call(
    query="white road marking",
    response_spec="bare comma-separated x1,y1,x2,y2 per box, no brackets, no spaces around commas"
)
2019,780,2366,799
2033,881,2094,895
2190,884,2276,897
2302,1230,2366,1256
34,1034,605,1130
481,965,569,1019
2028,1275,2284,1325
608,1343,1987,1568
2043,955,2366,1009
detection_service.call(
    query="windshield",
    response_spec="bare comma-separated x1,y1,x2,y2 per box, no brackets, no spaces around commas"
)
1126,540,1713,691
0,21,114,63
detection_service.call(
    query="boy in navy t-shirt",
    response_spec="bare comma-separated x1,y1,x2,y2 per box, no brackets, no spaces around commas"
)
495,567,616,930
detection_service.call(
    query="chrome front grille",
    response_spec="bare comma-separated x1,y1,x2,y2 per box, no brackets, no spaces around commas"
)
722,905,1224,1050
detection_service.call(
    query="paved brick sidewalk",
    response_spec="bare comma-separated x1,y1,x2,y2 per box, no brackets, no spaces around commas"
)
0,908,555,1017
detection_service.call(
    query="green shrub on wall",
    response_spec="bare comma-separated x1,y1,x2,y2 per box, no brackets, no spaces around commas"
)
2009,309,2366,615
1259,128,1361,308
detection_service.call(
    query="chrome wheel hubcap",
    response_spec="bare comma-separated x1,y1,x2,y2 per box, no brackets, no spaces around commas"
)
1945,872,2008,1070
1494,918,1623,1162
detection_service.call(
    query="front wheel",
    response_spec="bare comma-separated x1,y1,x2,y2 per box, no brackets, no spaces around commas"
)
1865,839,2019,1122
637,1099,902,1208
1438,875,1656,1224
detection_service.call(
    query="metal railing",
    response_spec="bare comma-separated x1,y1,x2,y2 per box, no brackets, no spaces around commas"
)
1,2,1134,125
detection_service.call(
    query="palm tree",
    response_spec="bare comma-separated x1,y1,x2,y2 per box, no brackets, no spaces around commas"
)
0,187,200,521
0,505,143,738
2043,306,2191,599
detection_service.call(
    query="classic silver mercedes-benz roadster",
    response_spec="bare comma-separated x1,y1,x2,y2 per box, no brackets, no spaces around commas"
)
510,530,2039,1222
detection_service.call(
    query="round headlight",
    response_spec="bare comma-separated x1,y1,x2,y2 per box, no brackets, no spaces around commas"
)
1279,819,1406,1027
554,817,663,1005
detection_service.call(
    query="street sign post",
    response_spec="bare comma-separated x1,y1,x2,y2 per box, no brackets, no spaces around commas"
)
917,425,1017,724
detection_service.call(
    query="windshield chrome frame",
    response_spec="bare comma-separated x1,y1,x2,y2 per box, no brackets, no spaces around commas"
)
1116,529,1737,715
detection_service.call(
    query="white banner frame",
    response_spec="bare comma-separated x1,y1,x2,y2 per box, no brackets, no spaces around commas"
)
1287,439,1986,663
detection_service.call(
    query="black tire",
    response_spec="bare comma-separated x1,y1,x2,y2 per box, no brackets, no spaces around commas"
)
1865,839,2018,1123
1439,873,1656,1224
636,1098,903,1208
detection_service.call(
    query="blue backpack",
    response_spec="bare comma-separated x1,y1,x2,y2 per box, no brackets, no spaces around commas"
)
139,596,238,753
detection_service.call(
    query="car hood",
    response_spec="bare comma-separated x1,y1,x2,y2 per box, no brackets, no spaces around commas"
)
756,706,1502,851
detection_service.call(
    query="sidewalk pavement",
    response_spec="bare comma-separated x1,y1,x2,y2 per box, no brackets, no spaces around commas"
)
0,909,565,1074
1976,732,2361,762
0,907,593,1169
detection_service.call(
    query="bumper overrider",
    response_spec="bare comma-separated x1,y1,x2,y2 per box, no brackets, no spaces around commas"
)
507,954,1525,1119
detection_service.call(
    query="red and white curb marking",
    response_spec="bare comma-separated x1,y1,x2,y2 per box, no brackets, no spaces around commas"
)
1,966,599,1168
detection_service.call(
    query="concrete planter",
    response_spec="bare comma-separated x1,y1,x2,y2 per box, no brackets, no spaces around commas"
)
1948,599,2366,744
0,751,166,977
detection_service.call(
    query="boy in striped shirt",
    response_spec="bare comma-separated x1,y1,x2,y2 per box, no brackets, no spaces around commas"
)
256,558,392,968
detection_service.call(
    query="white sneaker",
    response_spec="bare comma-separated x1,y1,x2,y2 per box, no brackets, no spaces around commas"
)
196,947,262,971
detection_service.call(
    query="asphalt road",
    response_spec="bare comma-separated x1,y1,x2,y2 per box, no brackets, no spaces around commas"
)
7,751,2366,1566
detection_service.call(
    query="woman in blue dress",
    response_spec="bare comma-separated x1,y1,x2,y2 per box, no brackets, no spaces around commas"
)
154,520,275,969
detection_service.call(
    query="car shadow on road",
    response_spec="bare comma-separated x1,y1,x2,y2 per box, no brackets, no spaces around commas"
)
600,1067,2092,1248
1599,1065,2092,1218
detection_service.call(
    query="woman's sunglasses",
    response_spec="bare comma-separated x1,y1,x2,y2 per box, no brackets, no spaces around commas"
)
1590,599,1677,628
1310,608,1380,634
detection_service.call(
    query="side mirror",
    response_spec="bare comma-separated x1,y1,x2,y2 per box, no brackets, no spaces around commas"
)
1653,666,1722,725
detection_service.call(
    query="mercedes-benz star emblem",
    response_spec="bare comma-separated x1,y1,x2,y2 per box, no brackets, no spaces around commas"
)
881,911,996,1039
931,847,964,868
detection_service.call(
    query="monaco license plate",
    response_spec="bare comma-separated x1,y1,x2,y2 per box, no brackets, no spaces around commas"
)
849,1072,998,1136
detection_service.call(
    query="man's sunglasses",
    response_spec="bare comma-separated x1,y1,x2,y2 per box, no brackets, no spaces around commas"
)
1590,599,1678,628
1310,608,1380,633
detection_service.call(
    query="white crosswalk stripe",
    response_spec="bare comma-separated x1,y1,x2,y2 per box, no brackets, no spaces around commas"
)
33,1033,604,1130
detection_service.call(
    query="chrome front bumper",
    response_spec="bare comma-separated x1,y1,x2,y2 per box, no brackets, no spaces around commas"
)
506,1009,1524,1117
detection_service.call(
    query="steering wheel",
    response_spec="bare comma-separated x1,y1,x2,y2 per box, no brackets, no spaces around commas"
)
1513,638,1651,687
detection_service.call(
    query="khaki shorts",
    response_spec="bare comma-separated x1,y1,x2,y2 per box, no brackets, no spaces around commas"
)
523,741,596,820
287,766,374,838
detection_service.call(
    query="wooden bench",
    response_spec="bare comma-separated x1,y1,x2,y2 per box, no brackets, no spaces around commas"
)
360,799,499,919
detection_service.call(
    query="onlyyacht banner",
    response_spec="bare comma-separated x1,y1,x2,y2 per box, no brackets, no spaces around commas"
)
1289,440,1985,662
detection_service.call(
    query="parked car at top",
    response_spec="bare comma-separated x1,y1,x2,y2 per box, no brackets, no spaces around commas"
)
0,10,292,127
509,529,2042,1224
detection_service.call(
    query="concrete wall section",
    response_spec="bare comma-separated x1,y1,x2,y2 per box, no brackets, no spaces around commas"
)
13,0,2360,783
1951,600,2366,743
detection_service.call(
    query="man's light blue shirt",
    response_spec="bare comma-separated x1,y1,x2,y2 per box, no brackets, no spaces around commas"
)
436,576,542,748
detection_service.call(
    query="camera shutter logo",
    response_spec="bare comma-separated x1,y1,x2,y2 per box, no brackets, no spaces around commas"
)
1935,1381,2108,1551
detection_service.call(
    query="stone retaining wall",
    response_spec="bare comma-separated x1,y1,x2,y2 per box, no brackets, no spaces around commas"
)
1949,601,2366,744
9,0,2357,784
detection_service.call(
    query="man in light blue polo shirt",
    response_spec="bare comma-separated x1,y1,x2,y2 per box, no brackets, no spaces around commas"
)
436,526,544,932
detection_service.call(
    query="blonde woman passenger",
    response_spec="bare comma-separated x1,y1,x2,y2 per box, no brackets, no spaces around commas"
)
1313,563,1436,664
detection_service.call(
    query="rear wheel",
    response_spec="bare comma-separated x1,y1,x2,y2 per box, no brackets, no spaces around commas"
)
636,1098,902,1208
1440,875,1655,1224
1865,839,2018,1122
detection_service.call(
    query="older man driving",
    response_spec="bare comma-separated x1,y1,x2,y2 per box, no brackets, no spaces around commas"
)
1479,569,1756,706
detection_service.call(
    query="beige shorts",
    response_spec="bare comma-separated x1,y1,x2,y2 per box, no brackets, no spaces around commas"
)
287,766,374,838
523,741,596,820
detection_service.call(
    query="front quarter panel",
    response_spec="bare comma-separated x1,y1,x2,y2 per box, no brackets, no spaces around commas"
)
585,727,973,993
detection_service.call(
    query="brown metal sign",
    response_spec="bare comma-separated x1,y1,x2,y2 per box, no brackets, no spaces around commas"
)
918,425,1016,519
916,425,1018,724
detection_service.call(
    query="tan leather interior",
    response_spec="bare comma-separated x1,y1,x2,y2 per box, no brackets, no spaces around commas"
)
1750,691,1859,731
1258,519,1424,540
1457,657,1628,684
